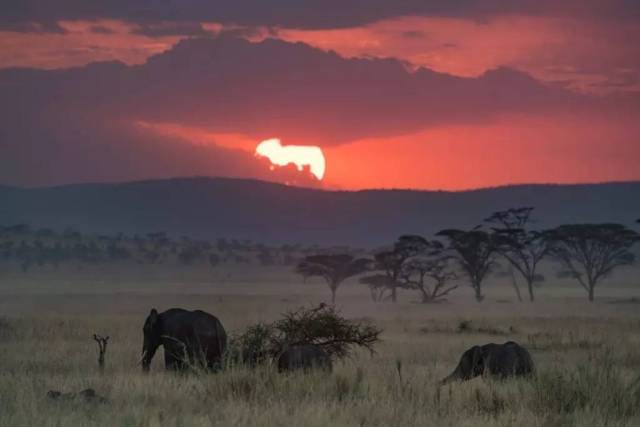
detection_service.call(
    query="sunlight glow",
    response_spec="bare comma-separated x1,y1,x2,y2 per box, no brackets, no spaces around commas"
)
255,138,325,180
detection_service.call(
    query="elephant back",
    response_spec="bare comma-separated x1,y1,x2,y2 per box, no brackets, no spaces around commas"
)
160,308,227,363
277,344,332,372
190,310,227,355
483,342,534,377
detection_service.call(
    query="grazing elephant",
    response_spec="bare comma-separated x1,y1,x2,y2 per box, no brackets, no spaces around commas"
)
277,344,332,372
141,308,227,372
440,341,534,384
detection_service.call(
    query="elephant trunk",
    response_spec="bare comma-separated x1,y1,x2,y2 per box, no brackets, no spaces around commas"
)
140,351,150,372
439,370,459,386
141,343,159,372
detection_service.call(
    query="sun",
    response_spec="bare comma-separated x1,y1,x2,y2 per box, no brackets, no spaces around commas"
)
255,138,326,180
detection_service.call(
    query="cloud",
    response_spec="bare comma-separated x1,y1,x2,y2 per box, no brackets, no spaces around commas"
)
132,22,215,38
0,35,637,187
0,112,272,187
89,25,116,35
1,35,587,144
276,15,640,93
1,1,639,33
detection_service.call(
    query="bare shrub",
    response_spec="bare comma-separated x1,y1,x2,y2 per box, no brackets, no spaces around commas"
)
229,304,382,365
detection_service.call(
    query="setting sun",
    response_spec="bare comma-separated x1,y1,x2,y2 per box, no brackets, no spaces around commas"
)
255,138,326,180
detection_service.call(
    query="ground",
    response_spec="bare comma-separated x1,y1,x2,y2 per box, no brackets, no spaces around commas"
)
1,264,639,426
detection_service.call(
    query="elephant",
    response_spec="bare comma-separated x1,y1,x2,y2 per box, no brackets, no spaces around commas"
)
141,308,227,372
440,341,534,384
277,344,332,372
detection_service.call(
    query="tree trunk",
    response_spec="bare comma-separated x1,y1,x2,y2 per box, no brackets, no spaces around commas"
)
527,279,535,302
391,286,397,303
508,267,523,302
473,282,484,302
420,288,431,303
588,283,595,302
330,286,337,305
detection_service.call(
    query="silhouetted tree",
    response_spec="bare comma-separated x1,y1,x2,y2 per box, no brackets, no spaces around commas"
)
3,224,31,235
361,235,429,303
208,253,220,267
545,223,639,302
216,238,229,252
399,241,458,303
486,207,550,302
436,228,500,302
258,249,275,266
295,254,371,304
359,274,394,302
178,245,204,265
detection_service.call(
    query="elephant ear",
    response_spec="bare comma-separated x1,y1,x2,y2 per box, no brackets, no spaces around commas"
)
149,308,159,325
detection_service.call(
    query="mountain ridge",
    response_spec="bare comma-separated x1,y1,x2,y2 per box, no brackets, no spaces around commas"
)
2,177,639,246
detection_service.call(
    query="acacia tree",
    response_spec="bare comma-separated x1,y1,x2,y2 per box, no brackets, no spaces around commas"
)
545,223,639,302
229,304,382,365
359,273,394,302
436,228,500,302
360,235,429,303
295,254,371,304
399,244,458,303
486,207,550,302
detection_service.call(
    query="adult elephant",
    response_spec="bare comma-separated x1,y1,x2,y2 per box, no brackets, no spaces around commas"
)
277,344,332,372
141,308,227,372
440,341,534,384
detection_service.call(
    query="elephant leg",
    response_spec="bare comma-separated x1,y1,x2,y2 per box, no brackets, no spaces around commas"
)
206,350,222,371
164,350,187,371
164,350,178,370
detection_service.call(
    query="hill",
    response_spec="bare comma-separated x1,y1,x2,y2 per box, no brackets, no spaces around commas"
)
1,177,639,246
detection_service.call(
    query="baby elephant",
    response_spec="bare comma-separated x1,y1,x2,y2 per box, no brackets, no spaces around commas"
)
440,341,534,384
277,344,332,372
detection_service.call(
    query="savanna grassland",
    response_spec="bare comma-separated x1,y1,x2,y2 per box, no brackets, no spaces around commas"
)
1,265,640,427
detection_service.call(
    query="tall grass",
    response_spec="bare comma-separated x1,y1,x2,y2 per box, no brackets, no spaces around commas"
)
2,300,640,426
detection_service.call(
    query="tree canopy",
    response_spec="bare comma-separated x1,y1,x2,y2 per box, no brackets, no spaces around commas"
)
436,228,500,302
486,207,550,302
295,254,371,304
545,223,639,301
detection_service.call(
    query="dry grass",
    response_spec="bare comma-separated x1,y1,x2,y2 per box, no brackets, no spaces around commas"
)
1,268,640,426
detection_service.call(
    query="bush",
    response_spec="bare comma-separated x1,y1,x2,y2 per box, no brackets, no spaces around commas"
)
226,322,275,367
229,304,382,366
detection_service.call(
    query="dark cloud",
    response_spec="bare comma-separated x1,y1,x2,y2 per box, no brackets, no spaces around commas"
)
1,0,639,32
0,112,269,187
1,20,67,34
0,35,636,186
89,25,116,35
132,22,214,38
108,37,584,143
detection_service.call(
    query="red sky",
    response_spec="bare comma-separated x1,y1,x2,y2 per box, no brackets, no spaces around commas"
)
1,2,639,190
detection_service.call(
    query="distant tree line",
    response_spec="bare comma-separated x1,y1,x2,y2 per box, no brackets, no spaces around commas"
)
0,225,331,274
296,208,640,303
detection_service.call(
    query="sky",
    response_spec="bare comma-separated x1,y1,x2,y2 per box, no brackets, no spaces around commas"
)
1,1,639,190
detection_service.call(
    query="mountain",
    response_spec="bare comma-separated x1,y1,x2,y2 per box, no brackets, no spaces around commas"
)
1,177,639,247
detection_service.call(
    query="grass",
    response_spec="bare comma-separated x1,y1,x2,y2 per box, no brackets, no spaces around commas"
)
0,267,639,426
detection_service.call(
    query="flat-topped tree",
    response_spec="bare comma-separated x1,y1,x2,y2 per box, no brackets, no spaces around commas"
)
545,223,639,302
295,254,371,304
359,274,394,302
399,240,458,303
361,235,429,303
436,228,500,302
486,207,550,302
